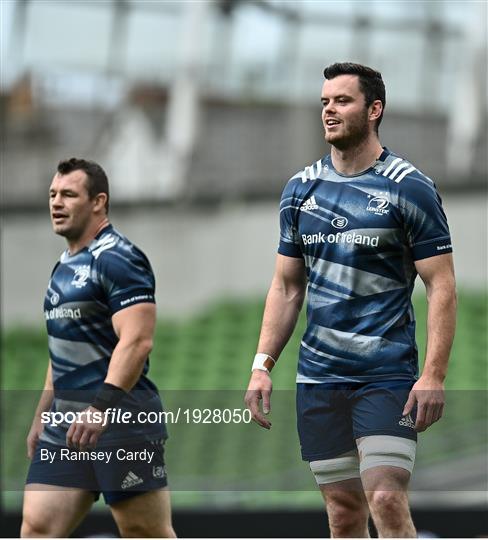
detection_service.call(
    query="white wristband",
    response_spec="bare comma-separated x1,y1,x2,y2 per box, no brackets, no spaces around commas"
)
252,353,276,373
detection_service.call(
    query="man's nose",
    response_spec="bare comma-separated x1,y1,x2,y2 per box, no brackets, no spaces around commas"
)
324,101,336,114
51,194,63,207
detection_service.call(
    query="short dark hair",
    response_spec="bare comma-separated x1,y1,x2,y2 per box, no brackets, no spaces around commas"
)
323,62,386,132
57,158,110,212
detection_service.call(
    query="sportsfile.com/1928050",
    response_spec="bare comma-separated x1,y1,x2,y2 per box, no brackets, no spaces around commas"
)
41,407,253,427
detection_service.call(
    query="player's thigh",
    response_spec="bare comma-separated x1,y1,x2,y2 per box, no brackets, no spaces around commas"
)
351,380,417,444
356,435,416,482
356,435,415,515
110,488,175,538
297,383,355,461
21,485,94,537
311,451,368,515
350,382,417,489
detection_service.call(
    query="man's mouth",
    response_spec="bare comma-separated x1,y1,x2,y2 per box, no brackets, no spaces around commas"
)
325,118,341,127
52,213,68,221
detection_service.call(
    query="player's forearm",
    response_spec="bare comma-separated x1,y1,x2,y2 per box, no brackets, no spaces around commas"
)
257,279,305,360
33,363,54,418
104,337,153,392
421,281,457,382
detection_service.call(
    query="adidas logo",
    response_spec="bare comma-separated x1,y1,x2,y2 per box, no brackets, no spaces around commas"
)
121,471,144,489
300,196,319,211
399,413,415,428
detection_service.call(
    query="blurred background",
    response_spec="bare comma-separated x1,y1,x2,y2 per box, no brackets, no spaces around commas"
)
1,0,487,537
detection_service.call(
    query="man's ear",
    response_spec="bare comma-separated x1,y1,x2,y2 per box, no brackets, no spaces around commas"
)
93,193,108,213
369,99,383,122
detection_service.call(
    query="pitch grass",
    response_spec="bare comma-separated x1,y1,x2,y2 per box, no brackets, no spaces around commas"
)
1,291,486,511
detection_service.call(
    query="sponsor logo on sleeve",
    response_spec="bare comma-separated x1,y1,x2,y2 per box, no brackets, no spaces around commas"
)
120,294,154,307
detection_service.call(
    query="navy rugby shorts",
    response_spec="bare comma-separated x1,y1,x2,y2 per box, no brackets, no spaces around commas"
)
296,380,417,462
26,438,168,505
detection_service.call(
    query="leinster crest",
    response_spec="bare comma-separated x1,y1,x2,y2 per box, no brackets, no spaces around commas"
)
71,265,90,288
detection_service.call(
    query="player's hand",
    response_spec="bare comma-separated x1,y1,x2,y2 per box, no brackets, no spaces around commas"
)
403,376,445,432
66,406,108,450
244,370,273,429
26,416,44,459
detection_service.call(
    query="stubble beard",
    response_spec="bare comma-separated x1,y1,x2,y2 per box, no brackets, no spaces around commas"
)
325,111,370,151
53,223,79,241
52,215,88,242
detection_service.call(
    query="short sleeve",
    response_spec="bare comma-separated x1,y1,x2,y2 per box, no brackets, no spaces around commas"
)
278,180,303,258
97,245,156,314
399,177,453,261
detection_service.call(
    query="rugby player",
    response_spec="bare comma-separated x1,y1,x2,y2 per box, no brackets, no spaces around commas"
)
21,159,176,537
245,63,456,537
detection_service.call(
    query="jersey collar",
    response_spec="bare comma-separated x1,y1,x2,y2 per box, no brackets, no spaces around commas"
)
326,146,391,177
61,224,114,261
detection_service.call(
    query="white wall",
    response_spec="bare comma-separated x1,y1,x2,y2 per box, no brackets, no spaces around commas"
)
2,195,486,327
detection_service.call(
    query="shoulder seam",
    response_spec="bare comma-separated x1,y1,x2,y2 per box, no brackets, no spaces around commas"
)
382,157,434,186
382,158,417,184
89,233,118,260
290,158,323,184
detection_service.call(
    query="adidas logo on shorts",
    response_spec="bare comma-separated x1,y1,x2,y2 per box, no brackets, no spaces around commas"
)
121,471,144,489
300,196,319,211
398,413,415,429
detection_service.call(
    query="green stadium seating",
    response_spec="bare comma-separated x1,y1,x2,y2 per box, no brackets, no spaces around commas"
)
2,292,486,510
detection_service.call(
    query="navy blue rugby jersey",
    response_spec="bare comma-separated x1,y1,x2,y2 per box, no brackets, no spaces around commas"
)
278,148,452,384
41,224,166,446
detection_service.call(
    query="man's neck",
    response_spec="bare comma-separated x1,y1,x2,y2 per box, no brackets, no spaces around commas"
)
331,135,384,176
67,217,110,255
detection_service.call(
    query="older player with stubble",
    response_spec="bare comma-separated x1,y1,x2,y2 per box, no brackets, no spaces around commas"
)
22,159,176,538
